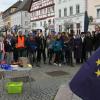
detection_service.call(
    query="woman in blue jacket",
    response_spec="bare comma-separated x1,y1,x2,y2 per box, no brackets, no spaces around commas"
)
52,36,62,66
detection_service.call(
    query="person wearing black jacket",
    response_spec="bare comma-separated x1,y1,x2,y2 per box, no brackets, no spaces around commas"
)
35,33,46,66
74,35,82,64
40,34,47,64
4,35,14,64
84,32,93,59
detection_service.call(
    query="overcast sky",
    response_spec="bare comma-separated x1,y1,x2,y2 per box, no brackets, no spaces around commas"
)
0,0,18,11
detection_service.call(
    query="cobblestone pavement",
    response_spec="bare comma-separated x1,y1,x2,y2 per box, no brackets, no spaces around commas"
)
0,64,82,100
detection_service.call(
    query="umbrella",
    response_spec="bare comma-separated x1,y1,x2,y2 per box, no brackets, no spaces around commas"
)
84,11,89,32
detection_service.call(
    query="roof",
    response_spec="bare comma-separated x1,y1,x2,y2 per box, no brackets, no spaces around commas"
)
15,0,32,12
3,0,22,13
3,0,32,17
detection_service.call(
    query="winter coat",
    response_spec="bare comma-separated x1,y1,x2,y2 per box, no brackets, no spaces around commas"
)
84,36,93,51
52,40,62,52
74,38,82,59
94,32,100,50
4,39,14,52
27,39,37,52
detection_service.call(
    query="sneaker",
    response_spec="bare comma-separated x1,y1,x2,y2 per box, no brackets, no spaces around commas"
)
59,64,62,67
54,63,58,66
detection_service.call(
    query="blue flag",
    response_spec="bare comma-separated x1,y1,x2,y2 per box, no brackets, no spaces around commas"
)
69,48,100,100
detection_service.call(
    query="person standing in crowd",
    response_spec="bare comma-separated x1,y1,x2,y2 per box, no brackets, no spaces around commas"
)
74,34,82,64
84,32,93,59
4,34,14,64
64,35,71,65
27,35,37,66
35,32,42,67
40,33,47,64
60,32,65,64
16,31,26,58
94,25,100,50
67,34,74,66
52,35,62,67
47,34,54,65
81,33,86,63
0,37,4,62
11,32,18,62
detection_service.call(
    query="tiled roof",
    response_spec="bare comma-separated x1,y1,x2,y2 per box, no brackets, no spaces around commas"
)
3,0,22,13
15,0,32,12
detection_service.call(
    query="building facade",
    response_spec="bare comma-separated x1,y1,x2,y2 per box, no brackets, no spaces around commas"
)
11,11,31,33
55,0,100,33
2,0,31,33
2,1,22,31
0,12,4,29
11,0,32,33
95,5,100,25
30,0,55,33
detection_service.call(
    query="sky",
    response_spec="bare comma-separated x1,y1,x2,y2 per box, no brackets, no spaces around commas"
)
0,0,18,11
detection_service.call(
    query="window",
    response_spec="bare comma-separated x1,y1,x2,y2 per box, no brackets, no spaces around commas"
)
70,6,73,15
58,0,61,4
64,8,67,17
40,9,42,15
48,19,51,25
25,12,27,17
76,5,80,14
47,7,51,13
32,22,36,27
53,19,55,24
59,25,62,32
76,23,80,29
40,21,42,26
44,21,46,26
97,9,100,18
25,21,28,26
59,9,61,17
70,24,73,30
52,6,54,12
44,8,46,14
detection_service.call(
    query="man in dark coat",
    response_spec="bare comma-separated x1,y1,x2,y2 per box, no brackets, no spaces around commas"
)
84,32,93,59
81,33,86,63
67,34,74,66
74,34,82,64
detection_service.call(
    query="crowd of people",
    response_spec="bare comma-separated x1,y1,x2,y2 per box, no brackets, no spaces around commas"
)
0,26,100,67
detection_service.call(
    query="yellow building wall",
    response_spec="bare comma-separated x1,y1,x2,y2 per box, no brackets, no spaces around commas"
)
87,0,100,18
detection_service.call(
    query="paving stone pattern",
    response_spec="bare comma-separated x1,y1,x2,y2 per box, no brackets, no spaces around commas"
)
0,64,81,100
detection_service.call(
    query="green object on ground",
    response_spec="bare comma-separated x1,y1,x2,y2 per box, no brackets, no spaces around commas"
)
6,82,23,94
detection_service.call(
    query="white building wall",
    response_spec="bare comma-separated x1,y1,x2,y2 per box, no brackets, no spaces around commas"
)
55,0,86,33
21,11,31,32
11,12,21,27
31,17,55,32
11,11,31,33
